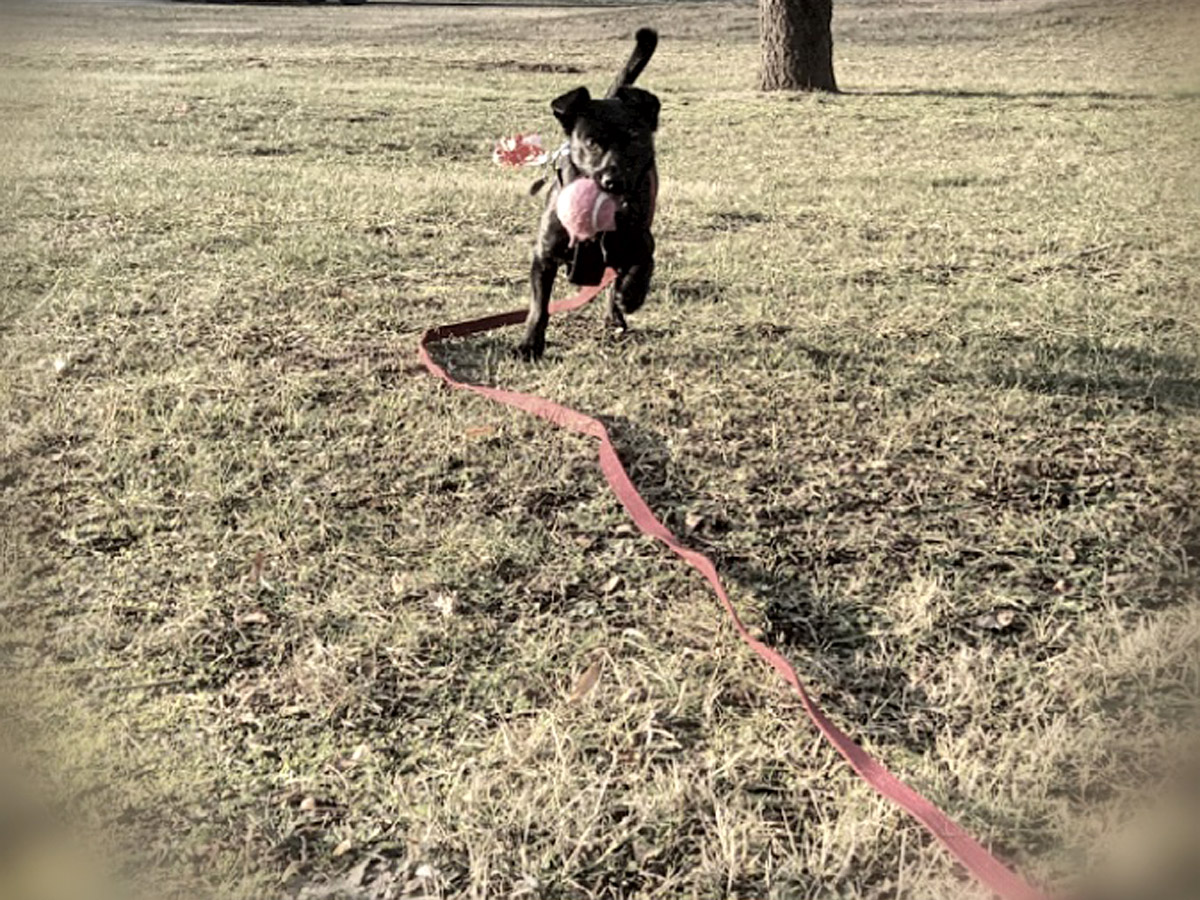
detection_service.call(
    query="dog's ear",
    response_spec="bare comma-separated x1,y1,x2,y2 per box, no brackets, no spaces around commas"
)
616,86,660,131
551,86,591,134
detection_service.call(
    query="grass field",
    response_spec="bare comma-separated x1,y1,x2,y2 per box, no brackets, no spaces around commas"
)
1,0,1198,897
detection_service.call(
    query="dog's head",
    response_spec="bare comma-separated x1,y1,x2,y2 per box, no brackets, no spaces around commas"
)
551,86,659,198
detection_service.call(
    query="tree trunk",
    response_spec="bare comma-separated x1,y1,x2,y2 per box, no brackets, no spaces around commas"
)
759,0,837,92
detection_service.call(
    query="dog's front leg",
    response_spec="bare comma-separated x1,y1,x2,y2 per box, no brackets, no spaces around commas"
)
607,228,654,330
610,255,653,330
516,253,557,361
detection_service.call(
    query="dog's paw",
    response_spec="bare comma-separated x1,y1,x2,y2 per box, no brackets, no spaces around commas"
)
618,292,646,314
513,339,544,362
607,306,628,333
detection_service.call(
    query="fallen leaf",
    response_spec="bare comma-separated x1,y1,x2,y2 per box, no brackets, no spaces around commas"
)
250,550,265,584
602,575,623,594
515,874,540,894
1104,572,1138,591
390,571,424,597
568,659,603,703
974,609,1018,631
346,857,373,888
300,796,317,812
431,592,456,617
464,424,497,439
332,839,352,858
238,610,269,626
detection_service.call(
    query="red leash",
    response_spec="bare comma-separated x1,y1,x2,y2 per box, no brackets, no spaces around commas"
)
418,272,1048,900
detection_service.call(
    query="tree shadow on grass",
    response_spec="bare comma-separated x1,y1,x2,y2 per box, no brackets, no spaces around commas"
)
979,339,1200,412
422,318,943,753
597,413,940,755
846,88,1177,102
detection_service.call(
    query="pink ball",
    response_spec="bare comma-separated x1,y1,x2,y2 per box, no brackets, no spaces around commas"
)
556,177,619,246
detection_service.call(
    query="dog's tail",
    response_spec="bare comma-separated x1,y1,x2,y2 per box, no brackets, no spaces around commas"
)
606,28,658,97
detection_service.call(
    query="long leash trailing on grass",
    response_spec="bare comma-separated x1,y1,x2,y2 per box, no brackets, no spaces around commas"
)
417,271,1049,900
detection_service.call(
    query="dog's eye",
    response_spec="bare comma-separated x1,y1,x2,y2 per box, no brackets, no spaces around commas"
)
581,136,600,151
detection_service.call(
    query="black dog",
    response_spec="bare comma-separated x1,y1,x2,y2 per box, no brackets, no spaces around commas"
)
516,28,660,361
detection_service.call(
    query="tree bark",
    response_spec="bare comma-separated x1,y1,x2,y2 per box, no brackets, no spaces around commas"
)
759,0,837,92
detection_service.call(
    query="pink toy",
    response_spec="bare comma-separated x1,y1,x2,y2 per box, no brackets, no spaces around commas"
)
493,133,548,168
556,178,619,246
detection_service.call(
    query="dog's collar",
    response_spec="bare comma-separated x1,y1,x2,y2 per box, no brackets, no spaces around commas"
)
528,140,574,197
